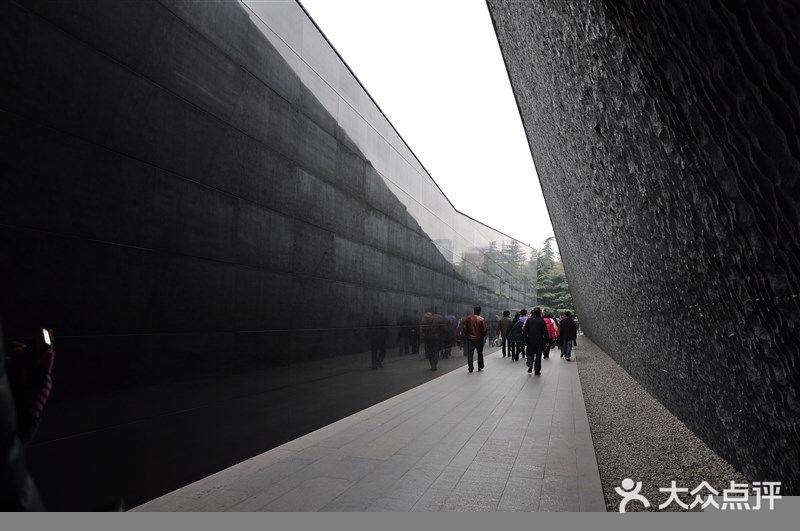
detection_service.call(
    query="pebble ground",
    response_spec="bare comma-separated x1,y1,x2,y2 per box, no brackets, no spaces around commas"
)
574,336,747,512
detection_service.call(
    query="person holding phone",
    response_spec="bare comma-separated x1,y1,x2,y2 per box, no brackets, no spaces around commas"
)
6,327,57,443
0,321,45,510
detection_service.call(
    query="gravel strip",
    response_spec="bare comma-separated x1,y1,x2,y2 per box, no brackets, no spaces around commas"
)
575,336,747,512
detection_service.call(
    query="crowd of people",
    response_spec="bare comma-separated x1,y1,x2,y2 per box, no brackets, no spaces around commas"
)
464,306,579,375
497,309,578,366
373,307,580,376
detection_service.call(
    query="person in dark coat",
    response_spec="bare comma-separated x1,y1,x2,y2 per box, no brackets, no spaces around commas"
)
497,310,512,357
0,321,45,511
456,310,471,358
397,309,417,355
506,311,524,361
409,311,421,355
523,307,549,375
368,312,389,369
442,311,457,359
559,311,578,361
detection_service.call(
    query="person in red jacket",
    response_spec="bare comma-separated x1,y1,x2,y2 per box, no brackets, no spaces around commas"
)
543,312,559,359
463,306,488,373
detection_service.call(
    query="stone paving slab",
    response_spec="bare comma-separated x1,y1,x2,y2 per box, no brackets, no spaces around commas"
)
134,347,606,512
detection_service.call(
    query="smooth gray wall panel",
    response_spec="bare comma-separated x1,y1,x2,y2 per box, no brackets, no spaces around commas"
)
2,0,538,508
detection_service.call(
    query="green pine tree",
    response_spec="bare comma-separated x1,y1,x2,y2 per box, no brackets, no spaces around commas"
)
536,237,573,313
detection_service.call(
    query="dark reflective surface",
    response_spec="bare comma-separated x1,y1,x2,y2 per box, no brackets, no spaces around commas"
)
0,0,536,509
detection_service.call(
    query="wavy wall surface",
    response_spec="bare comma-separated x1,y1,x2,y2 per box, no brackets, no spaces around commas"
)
488,0,800,491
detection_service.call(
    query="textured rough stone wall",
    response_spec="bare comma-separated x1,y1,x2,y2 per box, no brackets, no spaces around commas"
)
488,0,800,491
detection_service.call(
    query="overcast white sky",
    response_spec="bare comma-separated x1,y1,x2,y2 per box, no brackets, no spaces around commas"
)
302,0,554,250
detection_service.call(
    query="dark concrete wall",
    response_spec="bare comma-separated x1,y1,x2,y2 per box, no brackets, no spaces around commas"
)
488,0,800,491
0,0,535,508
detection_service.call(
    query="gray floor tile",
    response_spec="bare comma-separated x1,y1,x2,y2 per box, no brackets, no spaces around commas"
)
441,492,500,512
539,475,580,512
410,488,451,512
323,456,384,481
261,477,353,511
319,454,420,511
498,476,542,512
579,474,607,512
134,350,603,512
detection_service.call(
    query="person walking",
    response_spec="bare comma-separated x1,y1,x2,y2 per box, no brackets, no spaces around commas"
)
397,309,415,355
420,309,444,371
442,311,457,359
559,311,578,361
410,311,421,355
516,309,529,360
488,315,499,345
523,307,549,375
457,310,470,357
555,313,564,354
506,311,523,361
497,310,512,357
464,306,488,373
368,312,388,369
543,312,559,360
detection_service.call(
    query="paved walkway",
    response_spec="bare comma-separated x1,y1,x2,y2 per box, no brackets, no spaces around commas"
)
134,347,605,511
